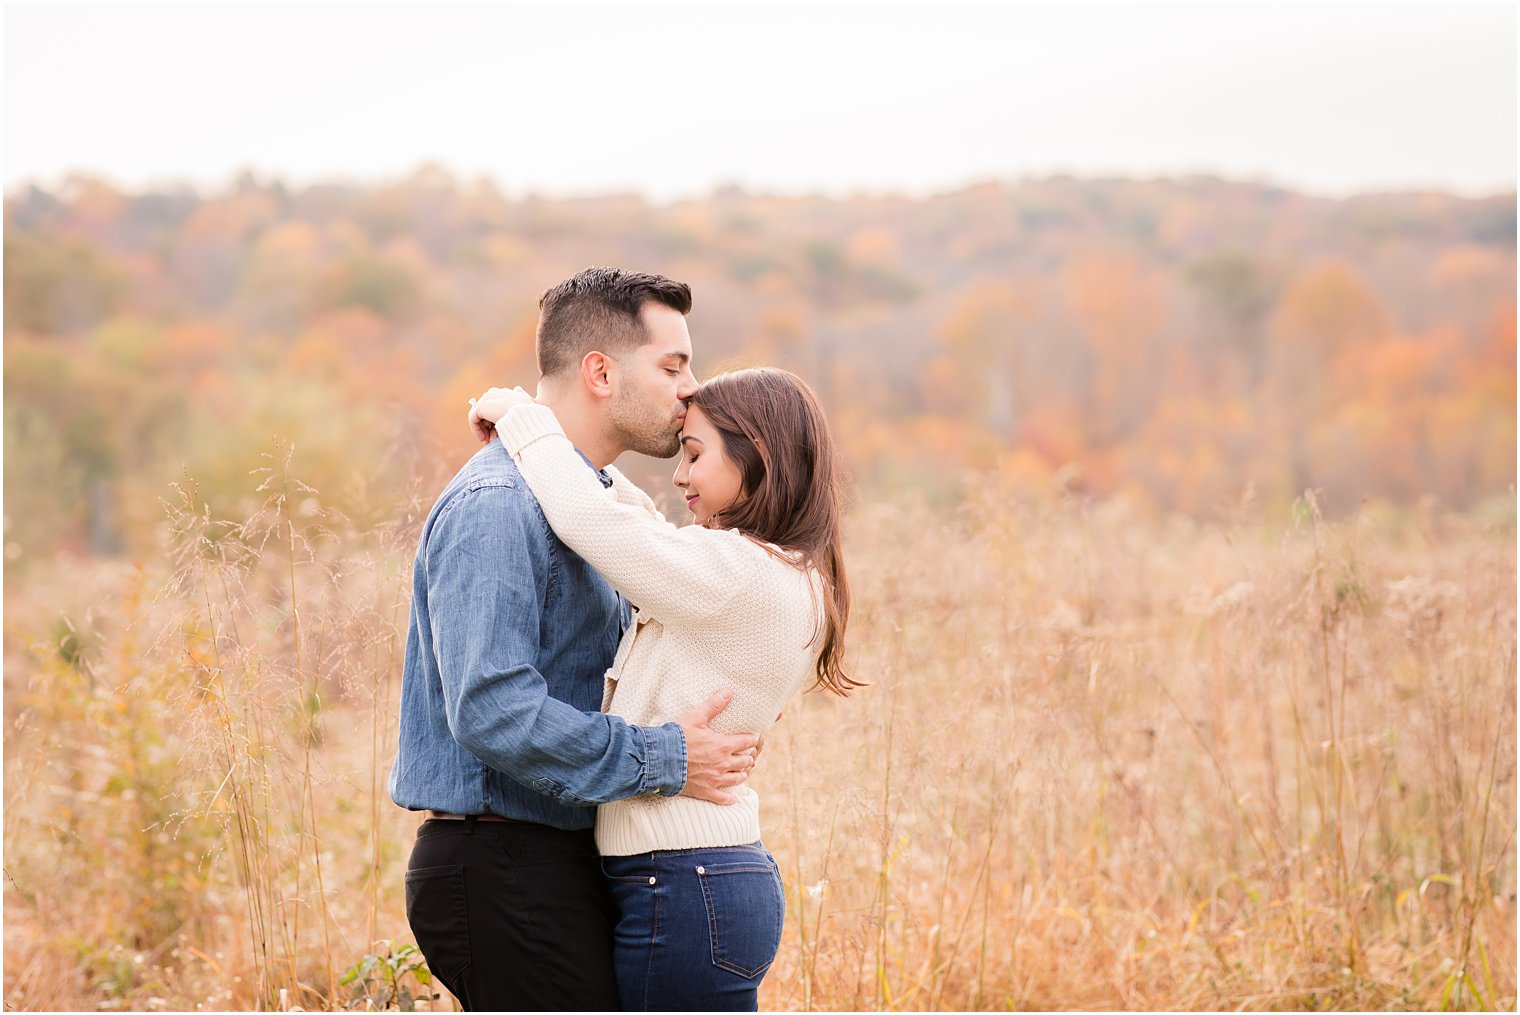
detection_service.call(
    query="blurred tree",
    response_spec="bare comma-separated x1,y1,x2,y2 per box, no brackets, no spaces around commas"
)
314,252,423,321
3,234,123,333
1431,246,1514,351
1266,261,1391,496
1065,251,1167,444
64,176,130,248
1186,251,1280,389
168,190,281,310
2,172,1515,567
931,279,1041,439
2,320,184,557
236,220,324,331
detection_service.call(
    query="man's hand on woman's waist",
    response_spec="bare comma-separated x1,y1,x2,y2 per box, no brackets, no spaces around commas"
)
675,689,759,806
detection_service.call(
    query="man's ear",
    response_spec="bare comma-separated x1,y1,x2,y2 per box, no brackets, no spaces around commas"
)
580,351,617,400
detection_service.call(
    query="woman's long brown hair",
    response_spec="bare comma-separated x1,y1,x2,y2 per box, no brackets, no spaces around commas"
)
691,368,861,696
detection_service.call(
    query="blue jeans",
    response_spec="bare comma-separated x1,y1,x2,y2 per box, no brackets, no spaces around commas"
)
601,842,785,1012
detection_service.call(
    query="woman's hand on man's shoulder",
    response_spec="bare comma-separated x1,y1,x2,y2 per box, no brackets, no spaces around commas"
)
468,386,537,442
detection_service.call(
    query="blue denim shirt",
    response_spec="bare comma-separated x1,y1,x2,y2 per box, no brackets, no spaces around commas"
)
388,440,687,829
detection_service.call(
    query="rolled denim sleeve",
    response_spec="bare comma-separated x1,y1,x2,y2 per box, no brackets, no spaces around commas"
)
425,484,686,804
638,722,689,798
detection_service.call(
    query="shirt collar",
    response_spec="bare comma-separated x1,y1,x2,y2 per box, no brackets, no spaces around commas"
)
574,447,615,489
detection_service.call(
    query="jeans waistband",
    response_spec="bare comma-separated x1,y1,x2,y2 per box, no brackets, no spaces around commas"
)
618,841,767,859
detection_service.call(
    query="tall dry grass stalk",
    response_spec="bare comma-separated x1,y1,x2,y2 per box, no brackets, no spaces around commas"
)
3,454,1515,1011
759,484,1516,1011
4,441,428,1011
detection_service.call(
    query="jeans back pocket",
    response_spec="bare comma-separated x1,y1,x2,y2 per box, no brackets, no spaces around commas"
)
404,864,470,982
696,858,785,979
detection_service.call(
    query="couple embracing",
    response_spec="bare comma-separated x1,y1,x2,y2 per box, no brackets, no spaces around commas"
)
389,267,858,1011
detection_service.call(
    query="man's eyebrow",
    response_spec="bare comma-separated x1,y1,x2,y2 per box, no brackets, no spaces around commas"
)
661,352,691,364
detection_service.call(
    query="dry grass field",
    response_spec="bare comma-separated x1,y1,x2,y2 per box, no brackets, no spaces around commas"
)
3,455,1514,1011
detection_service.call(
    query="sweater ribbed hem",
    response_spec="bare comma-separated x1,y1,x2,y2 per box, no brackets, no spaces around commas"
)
596,791,762,856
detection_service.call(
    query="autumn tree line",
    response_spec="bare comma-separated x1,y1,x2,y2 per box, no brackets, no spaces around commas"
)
3,168,1515,565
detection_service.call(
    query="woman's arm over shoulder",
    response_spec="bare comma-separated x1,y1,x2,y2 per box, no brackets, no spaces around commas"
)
495,403,763,626
603,465,668,523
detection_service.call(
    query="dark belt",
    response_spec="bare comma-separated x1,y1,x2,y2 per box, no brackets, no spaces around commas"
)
427,810,521,823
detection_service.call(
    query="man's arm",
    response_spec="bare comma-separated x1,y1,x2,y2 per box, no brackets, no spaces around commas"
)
427,484,755,805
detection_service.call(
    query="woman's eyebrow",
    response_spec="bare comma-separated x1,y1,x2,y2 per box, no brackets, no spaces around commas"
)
679,435,704,447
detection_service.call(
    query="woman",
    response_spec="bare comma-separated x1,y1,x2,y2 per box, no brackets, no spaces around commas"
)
469,367,858,1011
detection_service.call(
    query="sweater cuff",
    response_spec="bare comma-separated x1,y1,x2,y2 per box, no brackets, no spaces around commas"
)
495,403,564,455
637,722,688,798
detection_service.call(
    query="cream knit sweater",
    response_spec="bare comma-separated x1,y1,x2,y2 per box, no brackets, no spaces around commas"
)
494,403,824,856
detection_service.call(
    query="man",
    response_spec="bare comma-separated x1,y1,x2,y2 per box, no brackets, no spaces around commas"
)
390,267,758,1010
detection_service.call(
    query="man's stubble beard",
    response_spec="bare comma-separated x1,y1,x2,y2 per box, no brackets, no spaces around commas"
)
609,384,683,459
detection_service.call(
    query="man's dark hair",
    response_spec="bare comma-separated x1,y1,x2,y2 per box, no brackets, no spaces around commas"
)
535,267,693,378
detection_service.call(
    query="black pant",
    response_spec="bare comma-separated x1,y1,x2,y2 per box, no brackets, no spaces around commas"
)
405,817,620,1011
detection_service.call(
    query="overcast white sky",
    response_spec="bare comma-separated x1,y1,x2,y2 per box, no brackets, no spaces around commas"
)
3,3,1515,199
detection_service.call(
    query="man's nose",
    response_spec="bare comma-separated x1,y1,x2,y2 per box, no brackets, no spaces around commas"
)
676,373,699,400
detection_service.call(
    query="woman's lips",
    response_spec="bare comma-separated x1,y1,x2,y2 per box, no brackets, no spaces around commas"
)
685,494,699,510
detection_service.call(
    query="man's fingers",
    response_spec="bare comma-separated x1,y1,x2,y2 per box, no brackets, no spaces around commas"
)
685,782,738,805
674,698,756,808
680,689,733,728
698,689,735,725
715,752,756,775
725,733,759,754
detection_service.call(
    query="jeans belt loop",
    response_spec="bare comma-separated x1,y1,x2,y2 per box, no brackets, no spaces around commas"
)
464,814,478,835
